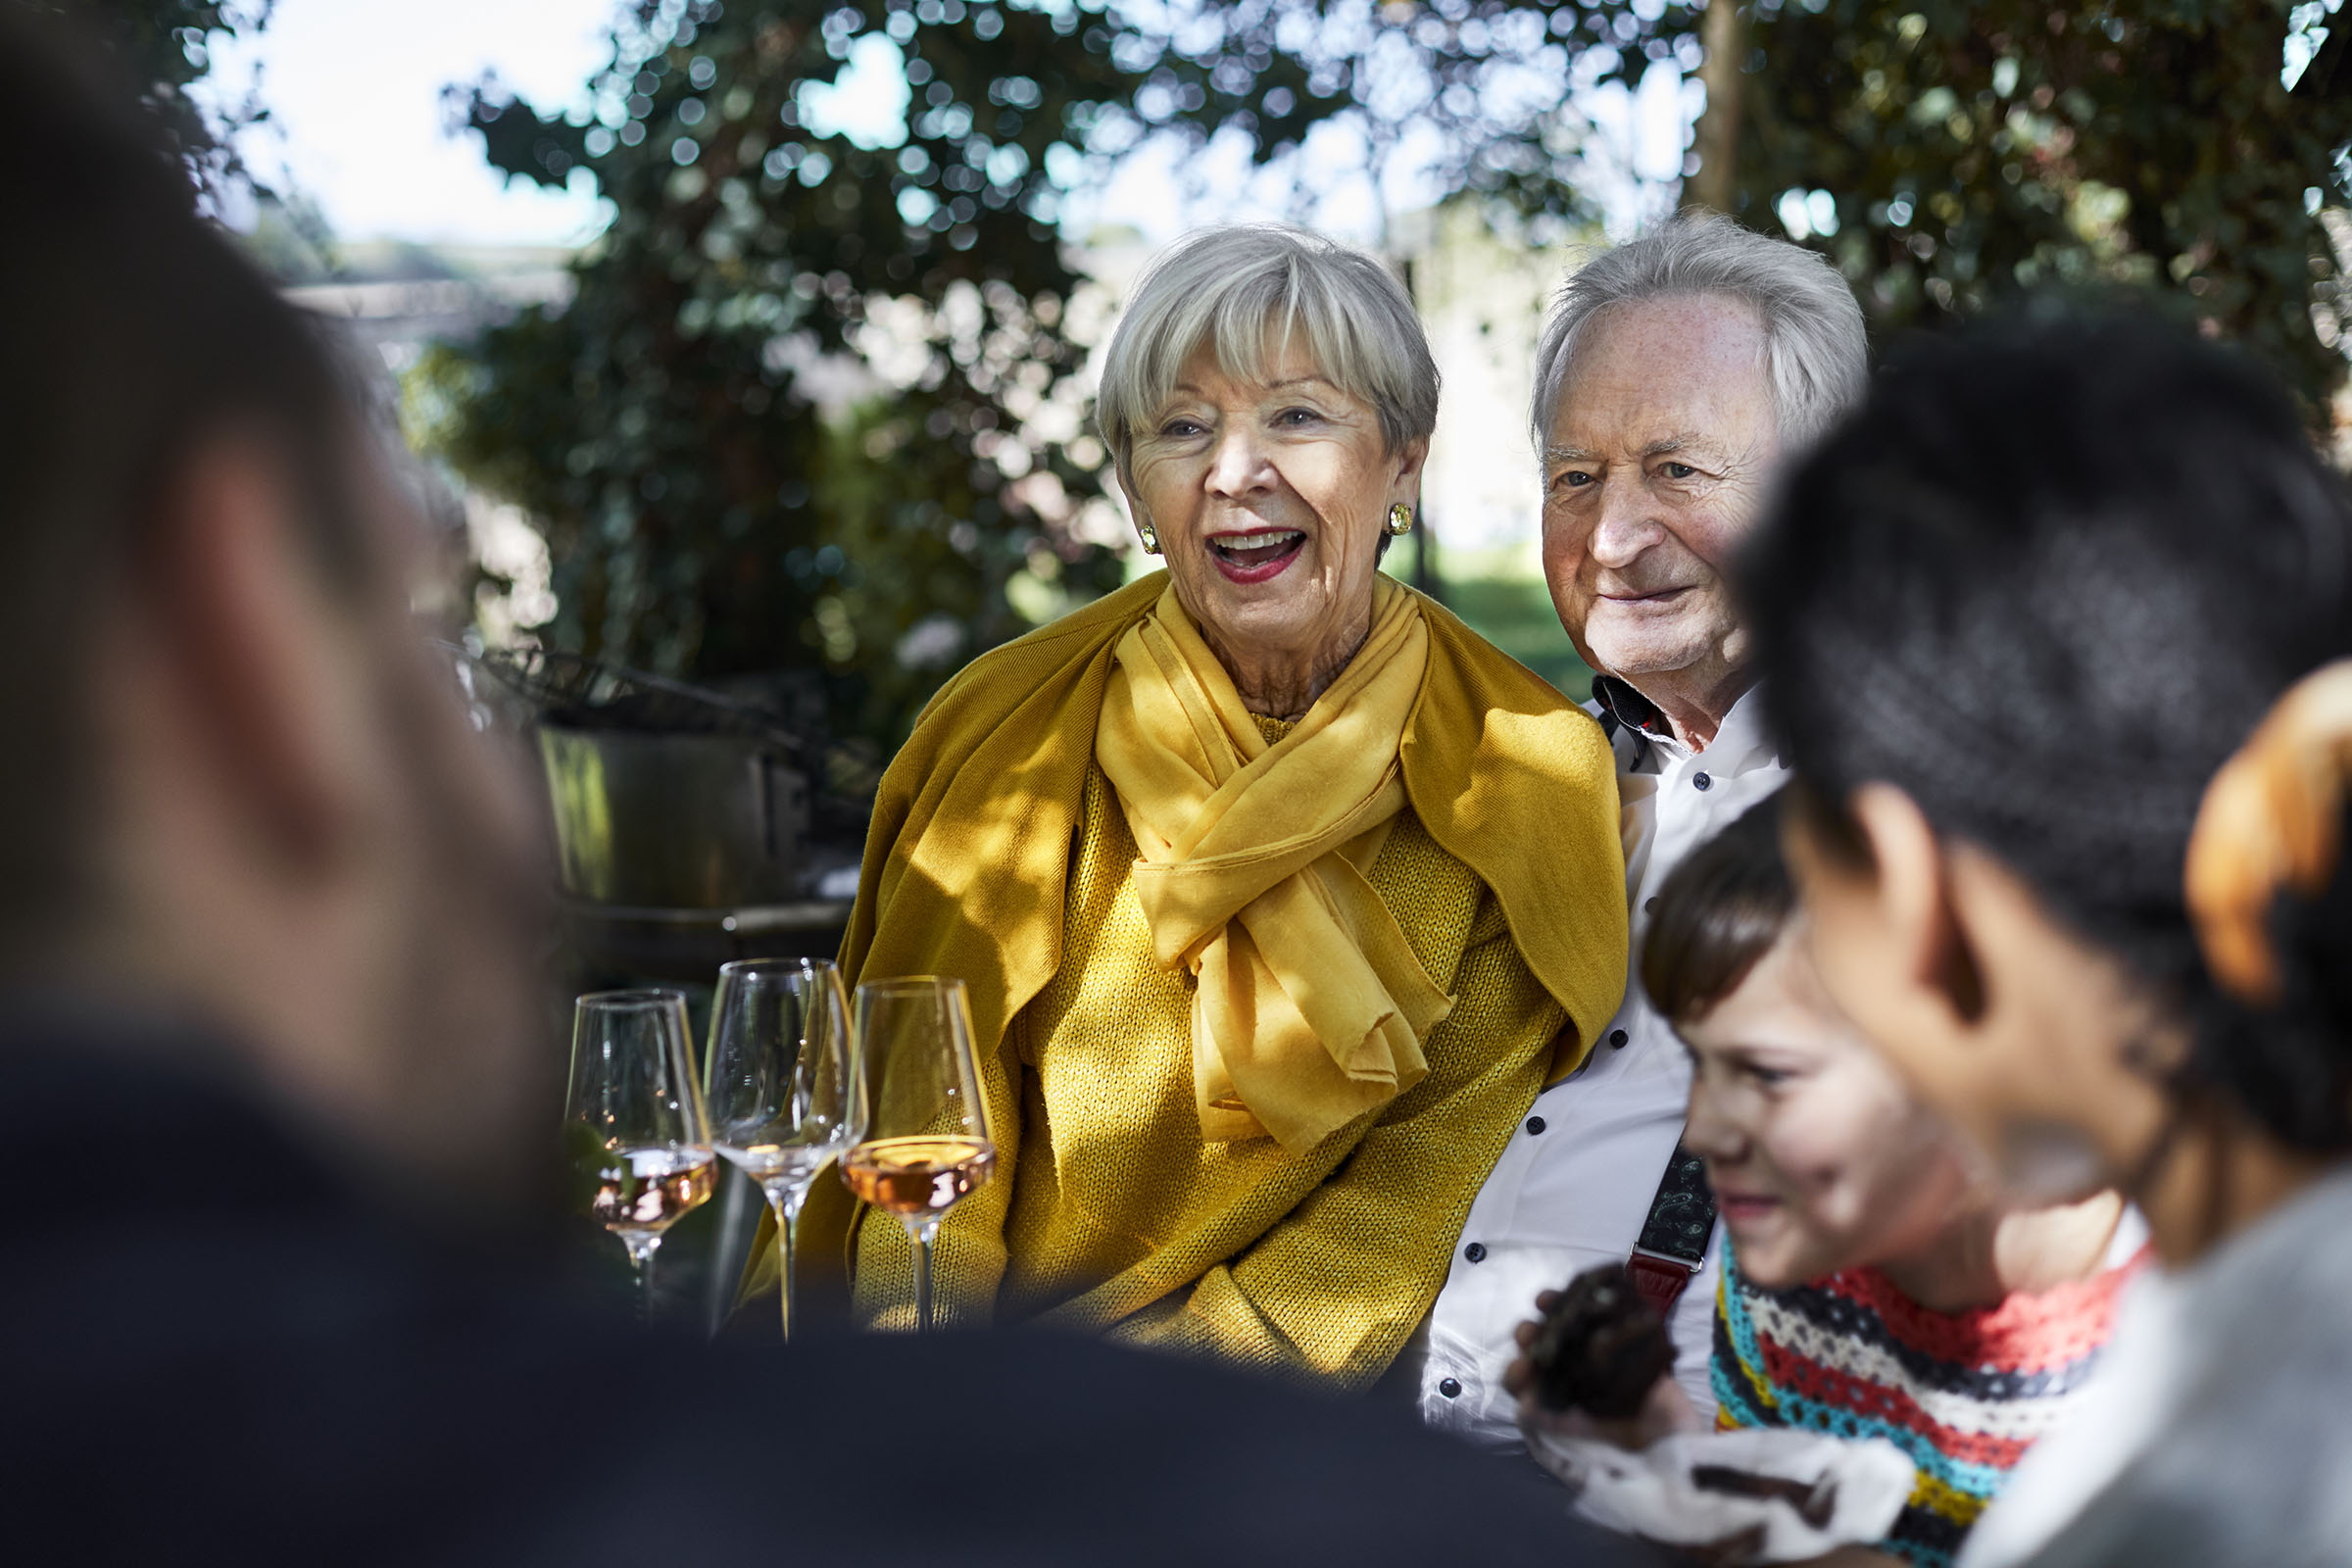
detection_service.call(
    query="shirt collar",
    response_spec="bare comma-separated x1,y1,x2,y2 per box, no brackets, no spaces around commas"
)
1707,684,1778,772
1592,674,1778,773
1592,675,1672,740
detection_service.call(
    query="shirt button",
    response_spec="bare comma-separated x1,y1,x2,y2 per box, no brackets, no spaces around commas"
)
1609,1028,1630,1049
1692,771,1713,792
1439,1377,1463,1398
1526,1115,1547,1135
1464,1242,1487,1263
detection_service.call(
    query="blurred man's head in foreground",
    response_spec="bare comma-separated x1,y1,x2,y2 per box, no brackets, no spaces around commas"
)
0,17,547,1216
1745,307,2352,1207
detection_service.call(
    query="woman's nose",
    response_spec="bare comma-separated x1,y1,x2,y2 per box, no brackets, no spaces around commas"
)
1203,423,1277,497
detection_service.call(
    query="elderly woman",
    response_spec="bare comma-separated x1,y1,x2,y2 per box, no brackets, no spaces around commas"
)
788,224,1628,1388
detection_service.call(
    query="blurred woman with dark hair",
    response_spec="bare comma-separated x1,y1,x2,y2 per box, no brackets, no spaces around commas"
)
1740,311,2352,1566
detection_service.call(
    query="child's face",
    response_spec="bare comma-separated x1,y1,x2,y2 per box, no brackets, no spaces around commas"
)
1679,927,1976,1289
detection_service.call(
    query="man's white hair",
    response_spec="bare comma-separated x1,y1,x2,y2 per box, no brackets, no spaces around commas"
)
1096,223,1439,495
1530,211,1868,452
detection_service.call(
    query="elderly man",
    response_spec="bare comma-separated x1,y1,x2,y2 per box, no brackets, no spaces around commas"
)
4,18,1649,1566
1417,212,1868,1444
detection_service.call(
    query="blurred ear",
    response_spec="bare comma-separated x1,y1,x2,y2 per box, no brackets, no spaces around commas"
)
1847,782,1987,1029
132,433,368,873
1788,779,1986,1059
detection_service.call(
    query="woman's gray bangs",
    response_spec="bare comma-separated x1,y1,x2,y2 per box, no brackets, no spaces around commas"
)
1098,225,1439,485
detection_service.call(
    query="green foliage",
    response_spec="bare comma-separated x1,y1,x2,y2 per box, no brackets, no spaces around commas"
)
1720,1,2352,414
424,0,1304,746
8,0,275,203
428,0,2352,754
1271,0,2352,411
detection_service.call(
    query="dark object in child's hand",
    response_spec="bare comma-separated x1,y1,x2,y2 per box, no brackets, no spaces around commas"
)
1525,1262,1677,1418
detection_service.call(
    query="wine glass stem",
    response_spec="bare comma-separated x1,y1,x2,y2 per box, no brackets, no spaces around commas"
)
909,1219,941,1333
624,1234,662,1328
767,1188,808,1343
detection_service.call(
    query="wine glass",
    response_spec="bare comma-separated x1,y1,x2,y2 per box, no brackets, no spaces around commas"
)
704,957,864,1340
564,988,715,1320
841,976,995,1333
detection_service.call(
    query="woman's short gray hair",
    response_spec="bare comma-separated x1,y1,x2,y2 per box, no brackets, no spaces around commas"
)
1096,224,1440,492
1530,211,1867,451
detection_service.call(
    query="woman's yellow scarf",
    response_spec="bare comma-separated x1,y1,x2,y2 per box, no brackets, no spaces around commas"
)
1095,578,1453,1152
746,570,1626,1330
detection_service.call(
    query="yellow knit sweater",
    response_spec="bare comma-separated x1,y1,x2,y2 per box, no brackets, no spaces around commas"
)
838,733,1565,1387
749,572,1627,1388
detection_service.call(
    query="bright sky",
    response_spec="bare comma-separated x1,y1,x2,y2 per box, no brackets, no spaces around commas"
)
208,0,619,246
210,1,1692,250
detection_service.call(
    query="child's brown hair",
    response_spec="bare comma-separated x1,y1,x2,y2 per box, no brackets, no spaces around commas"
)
1640,792,1794,1027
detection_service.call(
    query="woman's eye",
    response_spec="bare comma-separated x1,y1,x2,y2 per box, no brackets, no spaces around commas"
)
1159,418,1204,439
1746,1064,1792,1089
1275,407,1318,426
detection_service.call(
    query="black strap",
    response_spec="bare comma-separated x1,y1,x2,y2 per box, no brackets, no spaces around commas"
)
1598,678,1713,1293
1625,1140,1714,1314
1635,1141,1715,1267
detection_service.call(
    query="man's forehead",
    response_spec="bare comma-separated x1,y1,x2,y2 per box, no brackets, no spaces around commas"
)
1585,290,1769,360
1546,430,1712,464
1568,296,1768,389
1548,297,1776,455
1544,406,1748,464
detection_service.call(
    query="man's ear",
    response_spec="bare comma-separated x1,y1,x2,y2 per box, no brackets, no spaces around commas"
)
1848,782,1987,1027
132,433,368,872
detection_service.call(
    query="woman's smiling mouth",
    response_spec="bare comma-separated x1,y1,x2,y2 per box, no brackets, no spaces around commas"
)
1208,528,1306,583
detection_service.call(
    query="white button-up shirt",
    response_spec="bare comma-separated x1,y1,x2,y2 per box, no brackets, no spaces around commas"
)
1417,682,1788,1450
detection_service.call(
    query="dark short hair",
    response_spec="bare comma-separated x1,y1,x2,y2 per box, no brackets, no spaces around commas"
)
1641,795,1794,1027
1742,308,2352,1152
0,15,367,965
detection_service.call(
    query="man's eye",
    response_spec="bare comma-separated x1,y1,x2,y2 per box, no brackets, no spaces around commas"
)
1748,1064,1792,1089
1556,470,1594,489
1661,462,1697,480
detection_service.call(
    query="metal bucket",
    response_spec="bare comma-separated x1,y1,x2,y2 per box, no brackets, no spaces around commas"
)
459,648,820,912
537,725,809,910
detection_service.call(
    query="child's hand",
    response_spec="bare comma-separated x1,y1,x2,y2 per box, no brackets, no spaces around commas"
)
1505,1291,1701,1450
1500,1288,1561,1405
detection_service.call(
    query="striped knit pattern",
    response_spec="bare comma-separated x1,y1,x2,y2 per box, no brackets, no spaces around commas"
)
1712,1241,2141,1568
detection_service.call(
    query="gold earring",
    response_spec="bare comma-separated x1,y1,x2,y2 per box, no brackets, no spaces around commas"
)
1386,503,1414,537
1137,518,1162,556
